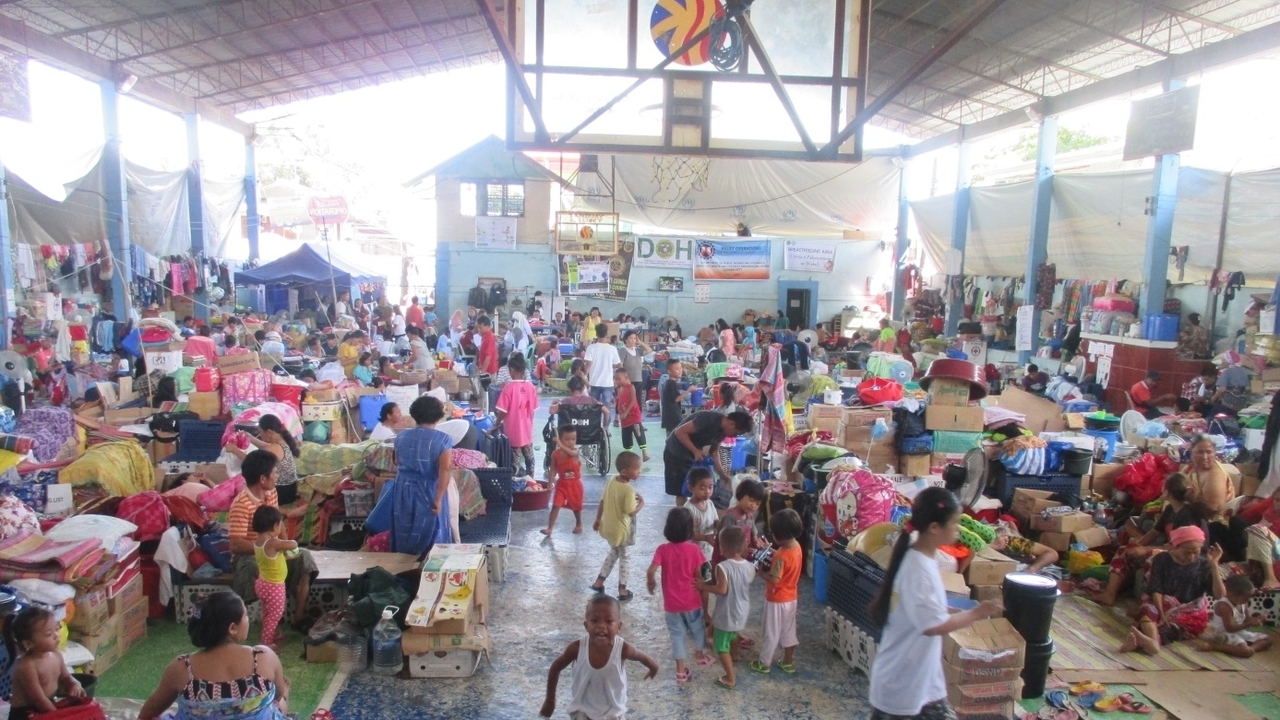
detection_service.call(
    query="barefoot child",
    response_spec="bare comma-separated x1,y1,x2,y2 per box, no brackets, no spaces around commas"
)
868,487,1002,719
591,452,645,601
252,505,298,651
1201,575,1272,658
540,596,659,719
647,507,714,683
749,508,804,675
9,607,85,719
697,525,755,688
543,427,585,536
615,369,649,462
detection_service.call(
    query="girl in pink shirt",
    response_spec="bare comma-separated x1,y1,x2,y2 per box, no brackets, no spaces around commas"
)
495,352,539,476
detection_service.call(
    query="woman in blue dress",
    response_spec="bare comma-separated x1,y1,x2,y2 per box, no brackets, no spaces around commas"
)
391,395,454,557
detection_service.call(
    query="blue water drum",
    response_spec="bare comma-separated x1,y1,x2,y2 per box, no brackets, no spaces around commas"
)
472,413,495,433
1143,313,1180,342
1002,572,1060,644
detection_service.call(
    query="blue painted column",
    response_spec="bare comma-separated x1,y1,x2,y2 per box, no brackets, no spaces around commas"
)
891,160,910,322
1019,116,1058,365
1138,80,1184,321
185,114,208,321
0,165,13,350
244,142,259,263
100,81,133,318
943,143,972,336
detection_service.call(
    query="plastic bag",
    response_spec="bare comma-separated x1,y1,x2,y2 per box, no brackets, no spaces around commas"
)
1001,447,1046,476
1066,549,1104,575
1113,452,1178,506
857,377,903,405
316,362,347,385
44,515,137,552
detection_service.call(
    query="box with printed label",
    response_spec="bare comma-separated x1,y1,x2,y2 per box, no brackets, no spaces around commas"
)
404,624,489,678
1030,511,1094,534
953,700,1017,720
928,378,975,407
118,613,147,652
809,404,845,421
943,618,1026,670
71,612,120,653
119,596,148,633
70,586,111,633
840,406,893,428
810,416,840,434
217,351,260,376
925,404,986,433
406,544,489,635
108,572,143,616
947,677,1024,708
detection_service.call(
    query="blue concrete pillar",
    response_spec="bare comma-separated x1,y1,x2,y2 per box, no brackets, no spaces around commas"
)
185,114,208,321
0,165,13,350
943,143,972,336
1019,116,1058,365
100,81,133,318
1138,80,1185,321
435,248,451,327
891,161,910,322
244,142,259,263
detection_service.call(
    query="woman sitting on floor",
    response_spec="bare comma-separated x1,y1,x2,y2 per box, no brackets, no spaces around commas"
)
138,591,289,720
1120,525,1225,656
1089,473,1210,606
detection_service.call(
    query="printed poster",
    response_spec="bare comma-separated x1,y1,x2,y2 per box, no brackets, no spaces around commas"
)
783,239,837,273
558,236,634,302
693,240,770,281
474,216,516,249
634,235,695,268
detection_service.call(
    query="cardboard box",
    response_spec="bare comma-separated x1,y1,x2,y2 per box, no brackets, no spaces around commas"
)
903,453,931,477
967,546,1018,587
948,677,1024,708
987,386,1066,433
840,406,893,427
811,417,840,434
944,660,1022,685
118,613,147,653
104,406,153,427
406,544,490,635
928,378,974,407
1030,511,1095,534
118,596,148,632
172,295,196,319
954,700,1017,720
1039,531,1071,552
943,618,1026,670
307,388,342,403
1011,489,1061,522
971,584,1004,604
108,573,143,616
861,445,900,474
345,386,384,407
404,624,489,678
82,632,122,675
70,612,120,651
926,404,985,433
217,351,260,376
70,586,111,633
1089,462,1126,498
1072,525,1112,549
187,390,221,420
306,640,339,663
432,369,460,394
808,404,845,421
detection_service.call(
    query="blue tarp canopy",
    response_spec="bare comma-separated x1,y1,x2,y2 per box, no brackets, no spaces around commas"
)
236,242,384,286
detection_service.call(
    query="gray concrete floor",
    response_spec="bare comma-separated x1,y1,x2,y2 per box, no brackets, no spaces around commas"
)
331,402,874,719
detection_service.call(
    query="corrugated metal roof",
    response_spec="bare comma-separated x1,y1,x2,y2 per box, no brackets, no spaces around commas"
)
1,0,1278,140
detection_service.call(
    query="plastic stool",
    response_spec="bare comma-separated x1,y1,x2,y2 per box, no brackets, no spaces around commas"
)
1082,429,1119,462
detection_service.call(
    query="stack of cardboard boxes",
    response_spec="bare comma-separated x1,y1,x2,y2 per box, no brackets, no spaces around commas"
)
943,618,1027,720
403,544,491,678
69,567,147,675
925,377,985,456
834,407,897,472
965,546,1017,606
1012,488,1110,554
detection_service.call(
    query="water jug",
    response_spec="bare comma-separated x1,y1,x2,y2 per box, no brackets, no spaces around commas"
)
371,605,403,676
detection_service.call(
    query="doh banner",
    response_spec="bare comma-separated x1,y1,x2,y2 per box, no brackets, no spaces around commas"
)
693,240,771,280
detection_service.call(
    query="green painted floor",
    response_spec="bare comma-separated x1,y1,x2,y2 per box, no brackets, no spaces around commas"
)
95,619,335,718
1233,692,1280,720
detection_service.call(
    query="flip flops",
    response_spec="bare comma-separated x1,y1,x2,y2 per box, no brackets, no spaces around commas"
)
716,676,736,689
776,661,797,674
1078,692,1105,709
1117,694,1154,714
1070,681,1106,696
675,669,691,684
616,590,634,602
747,660,770,674
1045,690,1069,710
696,654,716,668
1093,695,1125,712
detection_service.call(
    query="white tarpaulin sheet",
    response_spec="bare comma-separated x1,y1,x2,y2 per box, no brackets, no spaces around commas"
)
575,154,900,237
911,183,1040,279
1224,168,1280,279
125,163,189,256
1048,170,1151,279
201,177,247,259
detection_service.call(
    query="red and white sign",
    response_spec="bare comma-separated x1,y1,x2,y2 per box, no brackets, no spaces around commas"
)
307,195,349,226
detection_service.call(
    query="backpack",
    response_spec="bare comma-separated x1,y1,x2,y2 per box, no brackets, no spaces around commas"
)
488,283,507,313
116,491,171,541
467,286,488,311
150,411,198,435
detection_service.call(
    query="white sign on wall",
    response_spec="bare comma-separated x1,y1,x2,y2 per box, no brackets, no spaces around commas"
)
475,217,517,249
694,283,711,304
782,239,837,272
1096,356,1113,389
1015,305,1034,352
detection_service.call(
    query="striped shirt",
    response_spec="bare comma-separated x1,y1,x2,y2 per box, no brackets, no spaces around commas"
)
227,488,278,546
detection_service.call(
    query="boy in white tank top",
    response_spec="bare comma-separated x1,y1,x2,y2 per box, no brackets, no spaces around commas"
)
541,596,659,720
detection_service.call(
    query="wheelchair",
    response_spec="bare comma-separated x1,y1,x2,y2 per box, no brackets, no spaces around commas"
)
542,402,612,478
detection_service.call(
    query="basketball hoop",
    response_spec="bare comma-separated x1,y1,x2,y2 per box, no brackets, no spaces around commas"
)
650,156,711,204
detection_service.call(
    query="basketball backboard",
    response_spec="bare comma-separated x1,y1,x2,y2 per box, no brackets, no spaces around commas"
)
492,0,868,162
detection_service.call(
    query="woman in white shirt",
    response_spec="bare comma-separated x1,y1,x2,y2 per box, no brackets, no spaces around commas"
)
369,402,401,441
408,327,435,371
867,487,1001,720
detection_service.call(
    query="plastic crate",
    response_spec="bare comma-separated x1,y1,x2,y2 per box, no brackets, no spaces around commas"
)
932,430,983,454
998,472,1084,508
825,607,878,675
459,469,513,546
827,548,885,641
174,577,346,624
341,489,375,518
898,434,934,455
328,516,366,537
165,420,228,464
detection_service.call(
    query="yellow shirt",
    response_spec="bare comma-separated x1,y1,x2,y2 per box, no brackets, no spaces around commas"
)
338,342,360,378
599,476,638,548
255,541,288,584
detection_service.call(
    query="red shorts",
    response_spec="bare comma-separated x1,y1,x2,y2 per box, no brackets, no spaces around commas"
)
553,478,584,512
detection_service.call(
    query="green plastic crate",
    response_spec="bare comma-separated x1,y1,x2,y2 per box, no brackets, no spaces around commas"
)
932,430,983,454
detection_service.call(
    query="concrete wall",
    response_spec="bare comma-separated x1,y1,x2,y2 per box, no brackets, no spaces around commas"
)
436,237,891,332
434,177,553,246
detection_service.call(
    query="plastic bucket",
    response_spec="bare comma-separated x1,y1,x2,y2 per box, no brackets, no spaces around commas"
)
1021,639,1055,699
269,383,304,413
1062,448,1093,476
813,550,829,604
1003,573,1060,644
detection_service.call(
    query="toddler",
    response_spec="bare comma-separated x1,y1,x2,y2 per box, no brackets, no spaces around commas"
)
1201,575,1272,658
614,369,649,462
353,352,375,385
543,427,585,536
749,508,804,675
541,596,658,719
660,360,689,436
252,505,298,650
494,352,539,476
712,478,767,648
9,607,84,719
685,469,719,642
647,507,713,683
590,452,644,601
698,525,755,688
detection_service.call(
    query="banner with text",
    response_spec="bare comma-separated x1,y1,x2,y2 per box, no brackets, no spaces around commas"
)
693,240,771,281
558,236,634,302
783,239,837,273
633,235,695,268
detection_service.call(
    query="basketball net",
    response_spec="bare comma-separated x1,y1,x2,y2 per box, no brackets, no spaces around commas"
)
650,156,711,204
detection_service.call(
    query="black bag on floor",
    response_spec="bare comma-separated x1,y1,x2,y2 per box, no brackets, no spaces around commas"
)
481,430,514,471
